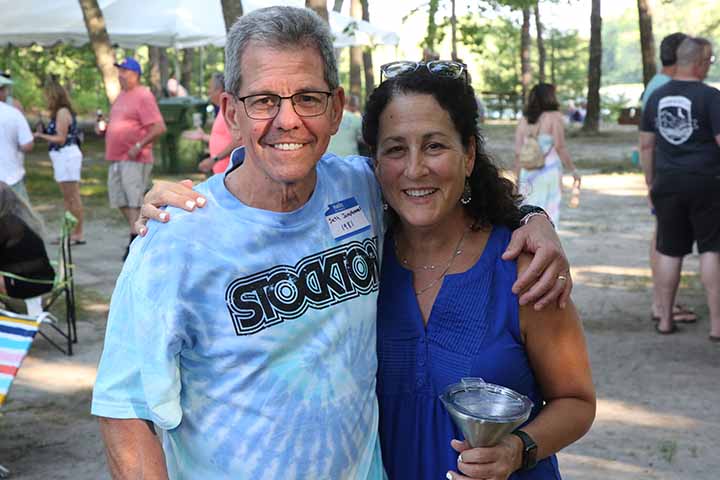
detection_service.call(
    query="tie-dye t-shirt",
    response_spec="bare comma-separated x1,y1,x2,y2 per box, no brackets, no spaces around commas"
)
92,151,386,479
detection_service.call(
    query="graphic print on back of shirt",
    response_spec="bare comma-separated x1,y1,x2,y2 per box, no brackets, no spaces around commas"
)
225,236,380,335
658,96,697,145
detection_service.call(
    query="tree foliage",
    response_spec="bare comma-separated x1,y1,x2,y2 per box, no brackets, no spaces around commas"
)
458,12,587,101
603,0,720,84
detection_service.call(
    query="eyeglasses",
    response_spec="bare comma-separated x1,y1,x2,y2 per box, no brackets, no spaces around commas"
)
379,61,468,83
234,91,333,120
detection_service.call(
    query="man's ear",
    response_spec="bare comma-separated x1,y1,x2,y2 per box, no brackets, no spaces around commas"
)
222,92,242,141
329,87,346,135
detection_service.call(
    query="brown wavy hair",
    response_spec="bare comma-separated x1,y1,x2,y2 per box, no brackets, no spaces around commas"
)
524,83,559,124
44,79,75,120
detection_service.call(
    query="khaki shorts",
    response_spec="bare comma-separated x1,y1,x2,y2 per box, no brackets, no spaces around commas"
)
107,161,153,208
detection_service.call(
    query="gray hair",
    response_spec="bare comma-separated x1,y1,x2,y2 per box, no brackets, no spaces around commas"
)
0,182,46,240
224,6,338,96
676,37,712,66
210,72,225,91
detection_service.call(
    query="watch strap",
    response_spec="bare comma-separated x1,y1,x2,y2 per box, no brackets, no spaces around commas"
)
511,429,538,471
518,205,554,229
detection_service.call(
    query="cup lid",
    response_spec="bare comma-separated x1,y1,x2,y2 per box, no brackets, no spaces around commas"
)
441,377,533,422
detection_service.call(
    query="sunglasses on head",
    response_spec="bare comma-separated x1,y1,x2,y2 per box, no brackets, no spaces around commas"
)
379,60,468,83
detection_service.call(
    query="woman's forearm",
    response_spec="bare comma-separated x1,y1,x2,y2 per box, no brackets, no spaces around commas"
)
518,397,596,462
36,132,68,144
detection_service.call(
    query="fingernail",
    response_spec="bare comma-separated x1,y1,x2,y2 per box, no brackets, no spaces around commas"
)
519,298,527,305
159,212,168,221
458,453,463,464
560,301,567,309
446,473,453,480
139,226,146,236
185,200,196,209
196,197,206,206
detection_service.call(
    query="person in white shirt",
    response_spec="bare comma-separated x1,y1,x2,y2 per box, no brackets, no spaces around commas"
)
0,76,33,203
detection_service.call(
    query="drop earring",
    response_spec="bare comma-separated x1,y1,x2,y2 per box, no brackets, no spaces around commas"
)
460,177,472,205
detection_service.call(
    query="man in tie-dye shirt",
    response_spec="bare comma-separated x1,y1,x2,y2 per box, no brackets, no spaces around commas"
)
92,6,569,479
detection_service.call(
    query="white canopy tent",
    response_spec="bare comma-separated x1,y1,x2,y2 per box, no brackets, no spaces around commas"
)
0,0,399,49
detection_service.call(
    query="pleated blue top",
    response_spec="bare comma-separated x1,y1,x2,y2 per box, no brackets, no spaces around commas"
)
376,225,562,479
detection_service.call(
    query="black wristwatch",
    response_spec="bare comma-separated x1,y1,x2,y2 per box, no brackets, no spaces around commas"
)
512,429,538,471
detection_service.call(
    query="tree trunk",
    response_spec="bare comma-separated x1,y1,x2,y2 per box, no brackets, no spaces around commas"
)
148,46,162,97
534,2,546,83
306,0,329,23
349,0,363,100
77,0,121,103
549,29,556,85
451,0,458,60
424,0,440,56
181,48,194,94
361,0,375,102
333,0,344,11
220,0,244,33
520,6,532,102
583,0,602,133
637,0,656,87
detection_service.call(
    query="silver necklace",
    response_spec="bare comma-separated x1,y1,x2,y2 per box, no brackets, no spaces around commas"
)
395,225,471,296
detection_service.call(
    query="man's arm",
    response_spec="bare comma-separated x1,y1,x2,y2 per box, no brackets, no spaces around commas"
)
639,131,656,188
19,140,33,153
99,417,169,479
198,137,243,172
502,213,571,310
128,123,167,160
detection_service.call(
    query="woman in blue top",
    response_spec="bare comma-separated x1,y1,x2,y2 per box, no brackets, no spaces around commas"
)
33,80,85,244
133,61,593,479
363,63,595,480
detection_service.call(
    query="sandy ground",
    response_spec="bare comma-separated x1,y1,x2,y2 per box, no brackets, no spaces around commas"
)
1,127,718,479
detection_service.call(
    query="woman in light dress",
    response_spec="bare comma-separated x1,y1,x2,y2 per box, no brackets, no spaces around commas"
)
514,84,580,226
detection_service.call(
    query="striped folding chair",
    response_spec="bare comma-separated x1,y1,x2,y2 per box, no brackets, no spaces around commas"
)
0,310,43,406
0,211,78,355
0,309,46,478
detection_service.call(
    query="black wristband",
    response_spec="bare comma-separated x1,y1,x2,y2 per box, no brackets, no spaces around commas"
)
511,429,538,471
518,205,554,228
518,204,547,218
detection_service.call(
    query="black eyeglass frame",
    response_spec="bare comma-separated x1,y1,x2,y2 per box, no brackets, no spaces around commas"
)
379,60,468,83
233,90,334,120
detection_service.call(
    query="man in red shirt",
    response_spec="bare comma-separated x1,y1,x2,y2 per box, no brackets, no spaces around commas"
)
104,58,166,259
197,72,243,175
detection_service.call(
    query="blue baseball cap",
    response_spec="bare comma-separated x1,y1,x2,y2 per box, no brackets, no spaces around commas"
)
114,57,142,75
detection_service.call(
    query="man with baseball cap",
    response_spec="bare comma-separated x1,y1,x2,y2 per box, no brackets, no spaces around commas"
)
103,57,166,259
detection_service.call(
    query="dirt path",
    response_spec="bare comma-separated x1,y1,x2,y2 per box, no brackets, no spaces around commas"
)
1,132,718,479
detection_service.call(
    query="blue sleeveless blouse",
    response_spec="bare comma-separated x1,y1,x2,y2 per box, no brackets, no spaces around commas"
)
376,225,561,480
46,113,81,151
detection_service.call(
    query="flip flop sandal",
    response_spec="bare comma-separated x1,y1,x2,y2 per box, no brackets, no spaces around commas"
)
70,239,87,246
651,306,698,324
655,323,678,335
709,335,720,343
673,304,698,323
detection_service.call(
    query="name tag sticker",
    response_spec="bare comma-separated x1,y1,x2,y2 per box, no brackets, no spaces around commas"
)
325,197,371,241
